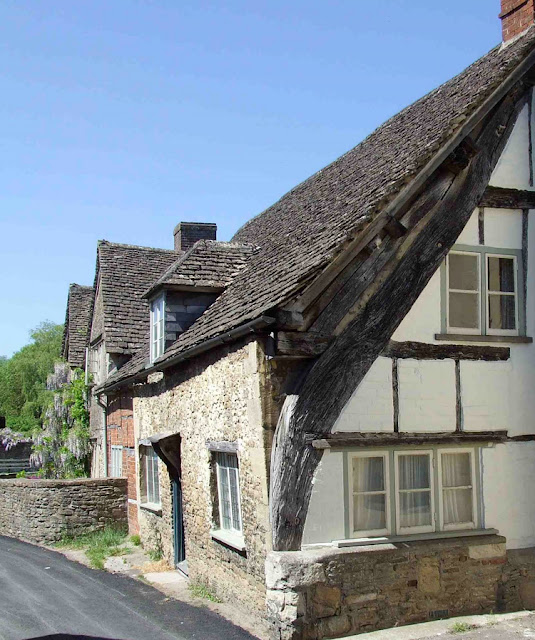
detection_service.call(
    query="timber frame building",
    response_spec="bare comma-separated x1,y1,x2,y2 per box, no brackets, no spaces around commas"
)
62,4,535,638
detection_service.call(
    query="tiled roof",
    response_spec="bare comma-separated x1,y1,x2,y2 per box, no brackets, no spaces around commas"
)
102,29,535,389
61,284,94,369
144,240,257,297
97,241,179,354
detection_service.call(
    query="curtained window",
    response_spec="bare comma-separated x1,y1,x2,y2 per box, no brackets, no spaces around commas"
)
215,452,242,534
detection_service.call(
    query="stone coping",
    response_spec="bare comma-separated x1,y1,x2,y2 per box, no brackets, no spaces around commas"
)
0,477,127,488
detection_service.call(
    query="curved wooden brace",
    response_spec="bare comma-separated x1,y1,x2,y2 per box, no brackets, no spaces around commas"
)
270,86,526,552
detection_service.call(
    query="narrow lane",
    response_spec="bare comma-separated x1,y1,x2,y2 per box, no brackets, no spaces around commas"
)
0,536,257,640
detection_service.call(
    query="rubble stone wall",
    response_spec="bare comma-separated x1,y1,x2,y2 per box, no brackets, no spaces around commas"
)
266,535,535,640
0,478,127,544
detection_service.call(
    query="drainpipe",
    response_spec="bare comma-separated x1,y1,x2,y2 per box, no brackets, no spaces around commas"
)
96,393,108,477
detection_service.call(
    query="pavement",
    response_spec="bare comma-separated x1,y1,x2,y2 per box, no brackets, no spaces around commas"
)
0,535,259,640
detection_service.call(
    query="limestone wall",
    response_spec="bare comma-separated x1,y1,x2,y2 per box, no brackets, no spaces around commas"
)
134,337,272,616
265,535,531,640
0,478,127,544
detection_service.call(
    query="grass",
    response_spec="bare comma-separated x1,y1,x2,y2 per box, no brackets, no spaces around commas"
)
130,534,141,546
56,525,129,570
188,582,222,603
147,548,163,561
450,621,478,634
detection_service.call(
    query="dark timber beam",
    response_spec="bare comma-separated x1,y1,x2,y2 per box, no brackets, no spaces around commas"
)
381,340,510,361
270,86,525,552
311,431,508,449
276,331,330,357
479,186,535,209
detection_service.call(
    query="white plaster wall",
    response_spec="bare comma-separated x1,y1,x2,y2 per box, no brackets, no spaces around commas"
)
461,361,511,431
398,359,456,432
457,209,480,245
484,208,523,249
333,357,393,433
392,270,442,343
489,103,531,189
302,450,346,545
483,442,535,549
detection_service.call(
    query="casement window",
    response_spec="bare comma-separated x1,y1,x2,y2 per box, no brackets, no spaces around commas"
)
140,446,161,507
349,448,478,538
444,245,523,337
88,340,108,385
214,452,242,534
110,445,123,478
150,294,165,363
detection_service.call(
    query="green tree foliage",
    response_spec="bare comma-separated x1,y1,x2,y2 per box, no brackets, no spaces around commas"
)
0,322,63,433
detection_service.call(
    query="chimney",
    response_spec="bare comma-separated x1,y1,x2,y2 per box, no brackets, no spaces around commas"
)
174,221,217,252
500,0,535,42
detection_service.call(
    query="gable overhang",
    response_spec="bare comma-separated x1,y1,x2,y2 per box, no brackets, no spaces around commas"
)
142,282,225,300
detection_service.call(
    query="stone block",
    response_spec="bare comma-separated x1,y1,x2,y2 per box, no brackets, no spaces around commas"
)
318,615,351,639
468,543,506,560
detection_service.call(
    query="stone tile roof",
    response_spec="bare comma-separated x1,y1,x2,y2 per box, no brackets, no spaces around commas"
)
102,29,535,389
97,241,179,354
62,284,94,369
144,240,258,298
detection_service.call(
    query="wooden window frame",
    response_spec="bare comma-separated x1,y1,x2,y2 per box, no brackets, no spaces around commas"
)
485,253,519,337
348,451,391,538
394,450,435,535
437,448,477,531
215,452,243,536
140,445,161,508
110,445,123,478
446,250,482,335
150,293,166,363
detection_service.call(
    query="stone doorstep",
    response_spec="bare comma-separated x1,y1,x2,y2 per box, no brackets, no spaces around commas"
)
342,611,535,640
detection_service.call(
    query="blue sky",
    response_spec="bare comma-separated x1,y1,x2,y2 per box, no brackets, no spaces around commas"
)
0,0,502,356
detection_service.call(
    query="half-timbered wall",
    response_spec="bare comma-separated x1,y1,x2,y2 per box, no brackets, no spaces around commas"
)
303,95,535,550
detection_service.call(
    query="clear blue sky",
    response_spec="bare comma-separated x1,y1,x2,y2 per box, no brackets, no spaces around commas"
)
0,0,502,356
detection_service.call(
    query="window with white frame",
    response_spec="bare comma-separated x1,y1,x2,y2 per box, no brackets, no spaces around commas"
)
110,445,123,478
150,294,165,363
214,452,242,534
349,448,478,538
88,340,108,385
140,446,160,507
445,246,523,336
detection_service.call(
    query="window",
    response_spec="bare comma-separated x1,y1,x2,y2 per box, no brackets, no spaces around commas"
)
88,340,108,385
215,452,242,534
140,446,160,507
150,294,165,362
349,448,478,538
110,445,123,478
445,245,523,337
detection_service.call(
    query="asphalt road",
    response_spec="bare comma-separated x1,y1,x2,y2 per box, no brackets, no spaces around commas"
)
0,535,258,640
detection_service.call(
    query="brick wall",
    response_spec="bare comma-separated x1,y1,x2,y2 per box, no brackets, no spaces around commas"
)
501,0,535,41
173,222,217,252
0,478,127,544
107,393,139,534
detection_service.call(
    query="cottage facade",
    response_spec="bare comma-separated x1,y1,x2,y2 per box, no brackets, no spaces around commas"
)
60,4,535,639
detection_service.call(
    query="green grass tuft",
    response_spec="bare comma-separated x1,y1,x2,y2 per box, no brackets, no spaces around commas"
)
450,621,478,634
55,525,129,569
130,534,141,546
147,548,163,561
188,582,222,603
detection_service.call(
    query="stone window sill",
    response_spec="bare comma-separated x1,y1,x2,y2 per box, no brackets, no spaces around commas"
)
211,528,246,551
140,502,162,516
435,333,532,344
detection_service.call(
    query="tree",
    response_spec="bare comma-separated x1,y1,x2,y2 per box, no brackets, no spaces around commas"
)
0,322,63,433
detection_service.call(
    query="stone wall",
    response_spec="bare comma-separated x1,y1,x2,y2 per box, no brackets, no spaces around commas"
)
134,336,272,617
0,478,127,544
265,535,535,640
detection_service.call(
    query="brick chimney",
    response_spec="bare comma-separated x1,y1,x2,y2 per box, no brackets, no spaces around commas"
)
174,221,217,252
500,0,535,42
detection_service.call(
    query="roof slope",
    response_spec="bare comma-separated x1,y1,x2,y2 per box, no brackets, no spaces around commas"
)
62,284,94,368
97,241,179,354
144,240,257,296
103,29,535,388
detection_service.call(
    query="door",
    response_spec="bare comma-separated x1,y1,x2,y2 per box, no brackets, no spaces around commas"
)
172,476,186,572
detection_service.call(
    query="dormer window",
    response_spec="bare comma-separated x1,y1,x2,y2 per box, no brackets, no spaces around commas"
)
150,294,165,362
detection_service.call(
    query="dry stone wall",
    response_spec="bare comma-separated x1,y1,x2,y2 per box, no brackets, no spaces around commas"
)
0,478,127,544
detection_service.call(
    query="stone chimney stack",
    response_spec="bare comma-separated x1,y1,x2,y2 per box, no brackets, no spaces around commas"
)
500,0,535,42
174,222,217,252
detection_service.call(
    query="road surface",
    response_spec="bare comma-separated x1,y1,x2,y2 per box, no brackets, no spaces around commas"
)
0,535,258,640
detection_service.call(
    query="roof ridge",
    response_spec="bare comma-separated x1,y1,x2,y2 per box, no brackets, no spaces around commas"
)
98,239,179,254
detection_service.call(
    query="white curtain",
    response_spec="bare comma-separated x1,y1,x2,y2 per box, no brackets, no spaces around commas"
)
442,453,473,525
398,454,431,528
353,457,386,532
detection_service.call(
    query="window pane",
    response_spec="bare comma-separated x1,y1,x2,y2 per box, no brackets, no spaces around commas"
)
488,294,516,330
218,465,232,530
488,257,515,293
449,292,479,329
399,491,432,528
229,467,241,531
443,488,473,525
352,457,384,492
449,254,479,291
398,455,430,490
152,456,160,504
442,453,471,488
353,494,386,531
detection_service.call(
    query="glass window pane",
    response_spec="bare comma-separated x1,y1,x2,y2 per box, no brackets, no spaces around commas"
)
449,292,479,329
442,453,471,488
353,494,386,531
443,488,473,525
352,457,385,492
398,455,430,490
488,257,515,293
218,465,232,530
488,294,516,330
399,491,432,528
229,467,241,531
449,254,479,291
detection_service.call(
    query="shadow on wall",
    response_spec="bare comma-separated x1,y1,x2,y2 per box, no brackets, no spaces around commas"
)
27,636,127,640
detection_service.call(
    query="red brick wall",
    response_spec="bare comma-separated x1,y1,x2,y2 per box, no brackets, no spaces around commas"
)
501,0,535,41
107,393,139,534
